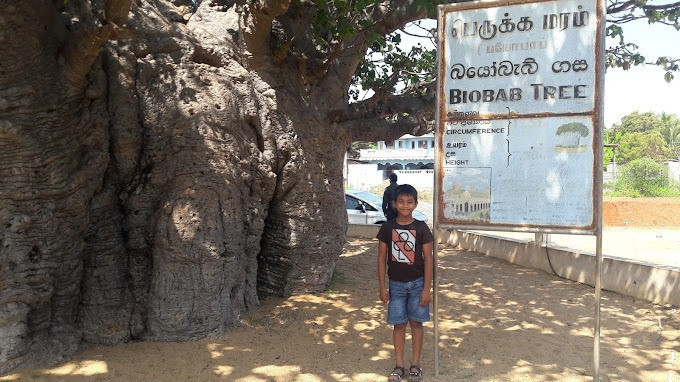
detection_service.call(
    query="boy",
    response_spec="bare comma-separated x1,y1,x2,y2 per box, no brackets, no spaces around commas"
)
376,184,434,382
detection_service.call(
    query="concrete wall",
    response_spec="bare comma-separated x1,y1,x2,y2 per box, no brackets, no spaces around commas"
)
346,164,383,191
666,160,680,182
345,164,435,191
348,225,680,306
395,170,434,190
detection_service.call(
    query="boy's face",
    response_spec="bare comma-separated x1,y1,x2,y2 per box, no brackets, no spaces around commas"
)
394,194,417,218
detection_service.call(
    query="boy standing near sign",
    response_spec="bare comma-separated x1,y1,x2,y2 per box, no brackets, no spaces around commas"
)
376,184,434,382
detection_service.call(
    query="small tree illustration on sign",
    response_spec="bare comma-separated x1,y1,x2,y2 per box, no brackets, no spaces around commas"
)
556,122,589,148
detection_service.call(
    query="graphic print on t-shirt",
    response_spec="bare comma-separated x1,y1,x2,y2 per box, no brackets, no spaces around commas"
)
391,228,416,264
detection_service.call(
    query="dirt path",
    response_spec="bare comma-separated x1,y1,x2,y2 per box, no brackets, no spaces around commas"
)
3,239,678,381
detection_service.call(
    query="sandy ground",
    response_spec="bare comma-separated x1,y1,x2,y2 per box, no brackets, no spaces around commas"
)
2,239,679,382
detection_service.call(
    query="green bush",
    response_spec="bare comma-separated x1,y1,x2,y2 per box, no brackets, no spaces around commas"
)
611,157,680,197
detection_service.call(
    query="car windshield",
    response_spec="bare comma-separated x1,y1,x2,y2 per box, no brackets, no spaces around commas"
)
352,191,383,207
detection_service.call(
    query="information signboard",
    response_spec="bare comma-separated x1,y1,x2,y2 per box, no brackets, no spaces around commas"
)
436,0,604,233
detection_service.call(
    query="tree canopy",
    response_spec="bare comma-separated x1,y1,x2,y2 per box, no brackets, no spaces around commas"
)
322,0,680,149
606,111,680,164
606,0,680,82
345,0,680,114
617,130,673,162
174,0,680,142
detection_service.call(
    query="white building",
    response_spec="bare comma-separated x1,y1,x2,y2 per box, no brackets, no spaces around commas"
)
345,133,435,191
359,133,435,171
666,159,680,183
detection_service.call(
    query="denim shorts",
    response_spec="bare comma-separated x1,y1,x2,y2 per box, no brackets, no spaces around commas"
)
387,277,430,325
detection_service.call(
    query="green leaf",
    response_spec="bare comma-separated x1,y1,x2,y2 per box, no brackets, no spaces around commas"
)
664,71,674,83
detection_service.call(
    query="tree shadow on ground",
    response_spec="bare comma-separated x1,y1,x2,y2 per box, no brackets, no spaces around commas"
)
2,239,678,381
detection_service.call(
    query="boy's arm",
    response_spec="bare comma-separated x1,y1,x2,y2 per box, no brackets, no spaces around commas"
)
420,241,434,306
378,241,389,303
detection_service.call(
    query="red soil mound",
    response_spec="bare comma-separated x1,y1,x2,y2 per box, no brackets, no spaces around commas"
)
603,197,680,228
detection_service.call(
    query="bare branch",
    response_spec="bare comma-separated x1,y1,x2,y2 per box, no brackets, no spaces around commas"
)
340,114,431,143
329,80,435,124
607,0,636,15
641,1,680,11
607,0,680,17
606,15,641,24
399,27,429,39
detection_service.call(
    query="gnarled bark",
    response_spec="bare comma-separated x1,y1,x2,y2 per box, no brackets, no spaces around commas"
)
1,0,354,373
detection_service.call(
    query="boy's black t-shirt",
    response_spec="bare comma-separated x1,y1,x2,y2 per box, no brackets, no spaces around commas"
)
376,219,434,282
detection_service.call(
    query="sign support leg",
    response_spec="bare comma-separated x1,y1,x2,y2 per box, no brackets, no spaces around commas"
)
593,228,603,381
434,235,439,377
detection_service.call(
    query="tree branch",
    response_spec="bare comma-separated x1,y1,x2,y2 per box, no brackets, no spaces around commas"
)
340,114,431,143
330,0,431,85
607,0,680,17
302,35,348,85
330,80,435,124
364,70,403,105
237,0,292,68
639,1,680,11
60,0,132,90
606,0,636,15
367,0,433,36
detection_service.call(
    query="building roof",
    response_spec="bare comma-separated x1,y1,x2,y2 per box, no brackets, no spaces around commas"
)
359,148,434,161
394,133,434,139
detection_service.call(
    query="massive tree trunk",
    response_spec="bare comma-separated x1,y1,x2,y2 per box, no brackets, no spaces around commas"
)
0,0,428,373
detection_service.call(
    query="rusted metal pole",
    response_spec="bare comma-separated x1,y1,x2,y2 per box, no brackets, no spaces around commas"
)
434,7,443,377
594,0,606,379
594,229,603,381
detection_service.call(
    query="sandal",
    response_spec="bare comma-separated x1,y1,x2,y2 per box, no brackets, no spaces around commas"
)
408,365,423,382
388,366,406,381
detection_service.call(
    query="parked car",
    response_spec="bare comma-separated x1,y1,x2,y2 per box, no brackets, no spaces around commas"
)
345,189,428,225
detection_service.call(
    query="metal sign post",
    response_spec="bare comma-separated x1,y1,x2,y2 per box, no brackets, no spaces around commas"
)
593,6,606,377
433,216,440,377
433,11,442,379
594,227,603,380
434,0,605,379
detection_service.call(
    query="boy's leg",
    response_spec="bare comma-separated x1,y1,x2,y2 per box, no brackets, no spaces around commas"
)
393,323,407,367
388,279,409,371
409,320,424,366
404,278,429,377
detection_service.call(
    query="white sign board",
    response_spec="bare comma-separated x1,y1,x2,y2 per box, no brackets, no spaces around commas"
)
436,0,604,232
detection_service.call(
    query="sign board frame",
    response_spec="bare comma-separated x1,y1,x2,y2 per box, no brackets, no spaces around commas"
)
433,0,606,379
434,0,605,235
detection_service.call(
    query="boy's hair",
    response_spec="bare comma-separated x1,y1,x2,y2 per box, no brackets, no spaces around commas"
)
393,184,418,203
389,173,398,183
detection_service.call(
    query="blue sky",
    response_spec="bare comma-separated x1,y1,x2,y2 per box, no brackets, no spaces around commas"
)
604,19,680,127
